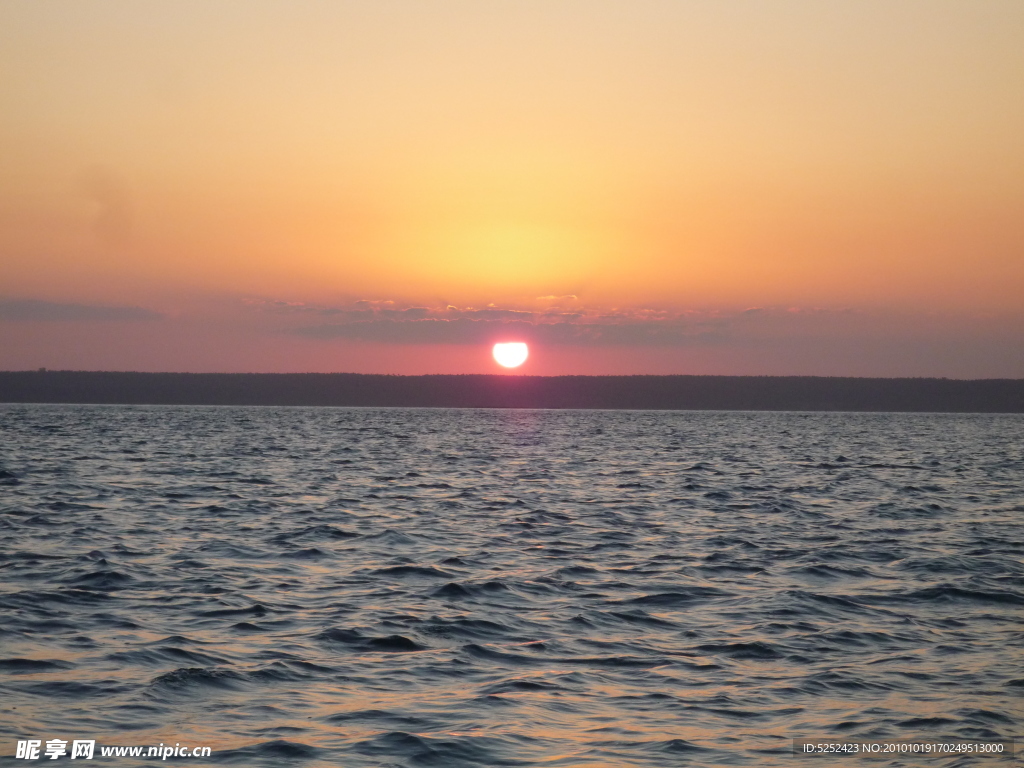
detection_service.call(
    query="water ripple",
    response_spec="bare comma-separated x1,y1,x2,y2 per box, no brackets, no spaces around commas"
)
1,405,1021,766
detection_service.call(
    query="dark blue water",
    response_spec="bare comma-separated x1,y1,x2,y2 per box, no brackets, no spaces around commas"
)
1,406,1021,766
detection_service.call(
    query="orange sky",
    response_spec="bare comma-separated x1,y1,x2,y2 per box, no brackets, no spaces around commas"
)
1,1,1023,376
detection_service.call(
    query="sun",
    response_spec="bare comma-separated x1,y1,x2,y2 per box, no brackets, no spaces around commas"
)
492,342,528,368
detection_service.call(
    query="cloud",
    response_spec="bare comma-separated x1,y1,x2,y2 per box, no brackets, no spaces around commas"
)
293,315,728,347
0,299,162,322
77,166,133,248
261,297,873,348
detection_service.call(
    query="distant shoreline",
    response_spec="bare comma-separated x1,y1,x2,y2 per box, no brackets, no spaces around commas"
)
1,371,1022,412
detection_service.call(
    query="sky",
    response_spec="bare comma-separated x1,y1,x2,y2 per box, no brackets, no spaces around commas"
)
1,0,1022,377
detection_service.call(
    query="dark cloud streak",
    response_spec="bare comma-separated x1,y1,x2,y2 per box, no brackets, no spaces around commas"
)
270,298,876,348
0,299,161,323
294,317,727,347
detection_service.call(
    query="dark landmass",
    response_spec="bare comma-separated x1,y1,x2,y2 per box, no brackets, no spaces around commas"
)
1,370,1022,412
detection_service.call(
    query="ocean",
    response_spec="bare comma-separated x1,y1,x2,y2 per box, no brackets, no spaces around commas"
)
1,405,1021,766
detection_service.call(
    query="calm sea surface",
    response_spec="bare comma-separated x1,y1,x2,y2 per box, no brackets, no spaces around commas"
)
1,405,1021,767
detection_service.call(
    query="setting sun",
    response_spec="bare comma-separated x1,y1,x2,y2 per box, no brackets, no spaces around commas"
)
493,342,528,368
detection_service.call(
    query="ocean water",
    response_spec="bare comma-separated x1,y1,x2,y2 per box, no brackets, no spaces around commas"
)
0,405,1021,767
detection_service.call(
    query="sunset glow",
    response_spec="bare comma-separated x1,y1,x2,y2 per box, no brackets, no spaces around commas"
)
0,1,1022,376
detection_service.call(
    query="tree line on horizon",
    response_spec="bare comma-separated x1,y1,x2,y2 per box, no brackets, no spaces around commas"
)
0,370,1021,412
